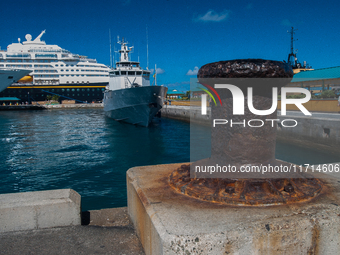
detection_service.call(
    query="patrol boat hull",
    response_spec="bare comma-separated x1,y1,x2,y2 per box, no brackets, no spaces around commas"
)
104,85,167,127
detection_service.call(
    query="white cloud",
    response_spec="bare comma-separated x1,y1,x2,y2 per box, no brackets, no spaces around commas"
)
194,10,230,22
281,19,293,27
186,66,199,76
150,68,165,74
165,81,190,92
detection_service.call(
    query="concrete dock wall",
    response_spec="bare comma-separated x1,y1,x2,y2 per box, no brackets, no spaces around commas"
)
44,103,103,109
161,106,340,153
168,99,340,113
0,189,81,233
277,114,340,153
161,105,210,125
277,99,340,113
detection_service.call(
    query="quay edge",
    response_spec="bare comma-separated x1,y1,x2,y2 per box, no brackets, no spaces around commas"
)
161,105,340,154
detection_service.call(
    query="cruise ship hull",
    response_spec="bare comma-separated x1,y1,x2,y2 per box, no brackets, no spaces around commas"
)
104,86,167,127
0,69,31,93
0,82,108,103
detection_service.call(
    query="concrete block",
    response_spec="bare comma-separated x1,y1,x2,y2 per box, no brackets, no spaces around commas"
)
127,163,340,255
0,189,81,232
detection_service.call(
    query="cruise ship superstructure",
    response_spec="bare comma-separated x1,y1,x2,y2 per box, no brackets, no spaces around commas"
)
0,30,110,103
103,38,167,127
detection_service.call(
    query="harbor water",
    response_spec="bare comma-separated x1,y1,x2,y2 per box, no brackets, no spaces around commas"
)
0,109,339,211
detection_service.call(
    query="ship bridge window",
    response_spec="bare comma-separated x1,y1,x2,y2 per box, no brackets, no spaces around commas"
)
121,71,126,75
136,71,142,75
128,71,135,75
6,54,30,58
35,54,57,58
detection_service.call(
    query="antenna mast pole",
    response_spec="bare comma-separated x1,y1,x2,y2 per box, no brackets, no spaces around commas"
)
109,29,113,67
289,27,297,55
287,27,298,67
146,25,149,70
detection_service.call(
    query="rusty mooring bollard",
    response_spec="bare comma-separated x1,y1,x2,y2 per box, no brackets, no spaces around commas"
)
199,59,292,169
169,59,323,206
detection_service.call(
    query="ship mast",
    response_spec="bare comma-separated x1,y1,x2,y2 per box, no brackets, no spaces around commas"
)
287,27,298,67
118,38,133,62
286,27,312,73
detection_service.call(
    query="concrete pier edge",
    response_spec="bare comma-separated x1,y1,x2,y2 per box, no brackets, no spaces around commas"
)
0,189,81,233
127,163,340,255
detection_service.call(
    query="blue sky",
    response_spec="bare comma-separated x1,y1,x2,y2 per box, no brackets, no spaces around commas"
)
1,0,340,91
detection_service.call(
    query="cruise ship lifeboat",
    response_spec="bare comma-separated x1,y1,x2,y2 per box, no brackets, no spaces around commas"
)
18,75,33,83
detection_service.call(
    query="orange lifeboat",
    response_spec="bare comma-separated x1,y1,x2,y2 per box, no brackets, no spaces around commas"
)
18,75,33,83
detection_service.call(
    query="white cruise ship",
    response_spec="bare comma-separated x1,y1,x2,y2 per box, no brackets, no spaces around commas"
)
0,30,110,103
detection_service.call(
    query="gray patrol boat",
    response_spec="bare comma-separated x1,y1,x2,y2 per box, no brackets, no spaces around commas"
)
103,38,167,127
